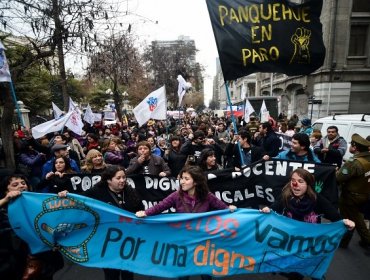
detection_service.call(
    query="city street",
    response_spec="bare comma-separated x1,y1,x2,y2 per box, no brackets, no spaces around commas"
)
55,231,370,280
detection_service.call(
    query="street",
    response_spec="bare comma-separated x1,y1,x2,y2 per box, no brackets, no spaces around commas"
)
55,231,370,280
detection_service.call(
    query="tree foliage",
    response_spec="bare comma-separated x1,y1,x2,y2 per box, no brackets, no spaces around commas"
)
209,99,220,110
0,0,117,110
87,30,148,119
143,39,204,106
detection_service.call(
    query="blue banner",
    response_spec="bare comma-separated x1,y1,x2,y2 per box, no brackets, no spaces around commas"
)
9,192,346,278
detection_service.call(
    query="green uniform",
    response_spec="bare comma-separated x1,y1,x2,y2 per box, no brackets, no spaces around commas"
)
337,151,370,247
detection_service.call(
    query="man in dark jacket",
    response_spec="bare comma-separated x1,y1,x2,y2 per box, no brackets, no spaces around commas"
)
256,122,281,160
226,129,263,169
314,126,347,167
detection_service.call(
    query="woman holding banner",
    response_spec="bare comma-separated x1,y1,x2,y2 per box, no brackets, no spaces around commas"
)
260,168,355,280
135,165,236,280
0,174,63,280
58,165,144,280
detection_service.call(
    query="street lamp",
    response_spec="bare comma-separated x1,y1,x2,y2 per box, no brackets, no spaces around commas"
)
308,96,322,121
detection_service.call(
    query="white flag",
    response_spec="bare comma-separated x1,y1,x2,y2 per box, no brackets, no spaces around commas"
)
65,109,84,136
68,97,81,114
0,41,12,82
83,104,95,125
31,111,73,139
260,100,270,122
52,102,63,119
177,75,190,106
94,113,102,122
133,86,167,127
244,99,255,123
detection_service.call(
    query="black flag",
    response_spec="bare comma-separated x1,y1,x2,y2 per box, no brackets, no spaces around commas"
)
206,0,326,80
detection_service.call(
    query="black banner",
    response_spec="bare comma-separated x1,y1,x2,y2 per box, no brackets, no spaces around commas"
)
205,0,325,80
66,159,338,209
276,132,292,151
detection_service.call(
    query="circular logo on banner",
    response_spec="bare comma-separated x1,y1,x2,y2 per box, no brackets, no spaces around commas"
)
34,196,100,263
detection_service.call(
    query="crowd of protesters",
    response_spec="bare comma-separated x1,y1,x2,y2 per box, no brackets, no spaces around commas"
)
1,110,370,280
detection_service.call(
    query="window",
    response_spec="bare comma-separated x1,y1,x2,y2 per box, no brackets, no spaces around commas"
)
348,25,368,56
352,0,370,13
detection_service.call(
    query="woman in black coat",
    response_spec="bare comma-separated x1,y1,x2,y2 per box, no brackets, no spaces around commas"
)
59,165,143,280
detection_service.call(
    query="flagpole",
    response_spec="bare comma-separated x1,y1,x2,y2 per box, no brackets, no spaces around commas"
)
9,81,25,127
224,81,245,167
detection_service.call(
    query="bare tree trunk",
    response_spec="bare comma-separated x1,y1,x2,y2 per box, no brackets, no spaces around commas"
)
113,80,122,122
57,40,69,111
0,86,16,170
53,0,69,111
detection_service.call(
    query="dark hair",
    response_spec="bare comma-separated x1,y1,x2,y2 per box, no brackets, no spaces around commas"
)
199,148,216,171
327,126,338,133
169,136,182,151
54,133,68,142
87,133,99,142
99,165,126,183
193,130,205,140
0,174,30,197
170,135,180,142
239,129,251,143
292,133,310,151
52,156,74,173
287,121,296,130
179,166,209,201
281,168,317,206
137,141,151,151
261,121,273,132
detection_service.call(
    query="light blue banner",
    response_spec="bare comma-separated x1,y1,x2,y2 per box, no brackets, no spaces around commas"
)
9,192,347,278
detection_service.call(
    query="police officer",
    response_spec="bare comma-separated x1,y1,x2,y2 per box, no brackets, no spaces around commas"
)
337,134,370,249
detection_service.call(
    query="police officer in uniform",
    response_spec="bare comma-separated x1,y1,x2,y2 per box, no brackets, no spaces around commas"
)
337,134,370,249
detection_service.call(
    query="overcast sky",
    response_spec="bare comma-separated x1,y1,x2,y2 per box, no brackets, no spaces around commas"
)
127,0,219,105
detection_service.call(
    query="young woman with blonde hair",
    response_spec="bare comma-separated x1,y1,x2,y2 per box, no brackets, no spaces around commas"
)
81,149,107,174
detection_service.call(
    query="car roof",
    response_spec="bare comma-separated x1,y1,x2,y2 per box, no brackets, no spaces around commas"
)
314,114,370,123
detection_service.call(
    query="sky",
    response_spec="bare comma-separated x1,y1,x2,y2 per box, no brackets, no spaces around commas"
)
126,0,219,105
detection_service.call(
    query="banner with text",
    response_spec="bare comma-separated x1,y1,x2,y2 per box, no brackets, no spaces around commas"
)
63,159,338,209
206,0,325,80
9,192,346,279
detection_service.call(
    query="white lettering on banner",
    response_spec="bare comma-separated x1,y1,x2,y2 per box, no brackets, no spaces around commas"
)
144,177,178,192
214,187,274,204
231,161,316,179
70,175,101,191
126,178,135,188
142,200,175,212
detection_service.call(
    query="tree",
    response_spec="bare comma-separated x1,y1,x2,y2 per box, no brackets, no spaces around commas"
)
0,37,56,169
0,0,116,110
88,30,148,120
209,99,220,110
143,39,204,105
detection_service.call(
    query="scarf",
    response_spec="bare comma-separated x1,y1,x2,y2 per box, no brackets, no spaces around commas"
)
286,195,318,223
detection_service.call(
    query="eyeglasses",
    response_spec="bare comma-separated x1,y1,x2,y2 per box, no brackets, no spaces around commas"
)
350,141,356,147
